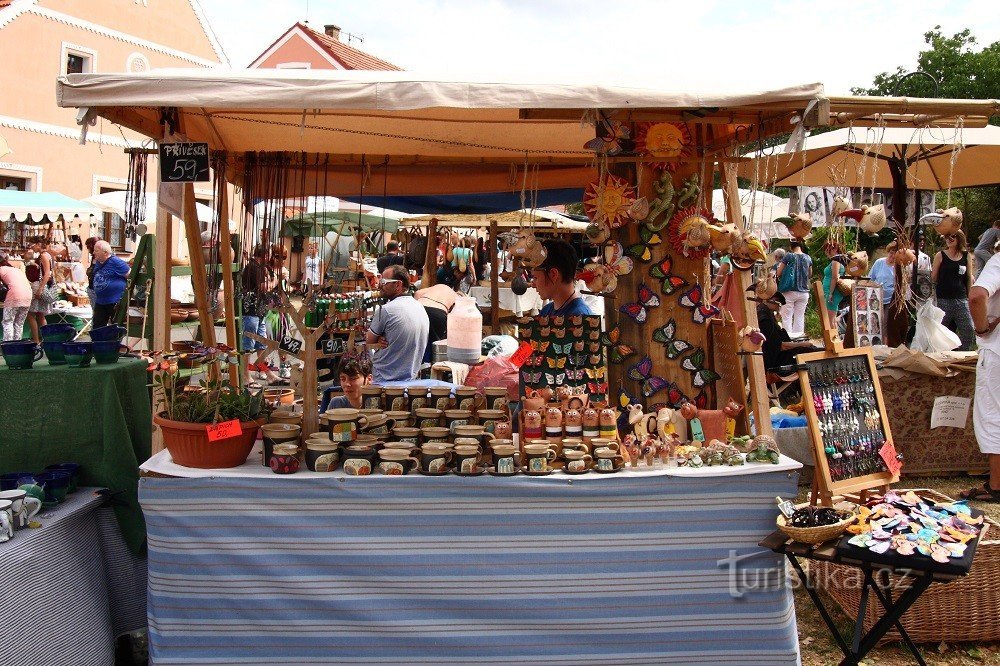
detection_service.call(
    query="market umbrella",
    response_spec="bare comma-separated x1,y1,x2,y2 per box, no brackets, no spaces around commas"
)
711,188,791,241
281,210,400,237
740,125,1000,222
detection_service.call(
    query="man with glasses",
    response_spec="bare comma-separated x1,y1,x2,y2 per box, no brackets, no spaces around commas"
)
533,239,592,317
366,265,429,384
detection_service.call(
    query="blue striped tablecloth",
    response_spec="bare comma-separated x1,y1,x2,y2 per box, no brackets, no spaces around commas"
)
140,466,801,665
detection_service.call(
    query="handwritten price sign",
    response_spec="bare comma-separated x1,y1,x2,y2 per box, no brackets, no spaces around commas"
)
206,419,243,442
278,334,303,355
879,440,902,477
510,341,534,368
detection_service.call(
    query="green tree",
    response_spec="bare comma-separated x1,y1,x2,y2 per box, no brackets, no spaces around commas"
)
852,26,1000,246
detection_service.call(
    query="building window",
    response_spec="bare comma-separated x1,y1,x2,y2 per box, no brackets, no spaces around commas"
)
99,187,125,250
2,176,27,191
62,43,96,76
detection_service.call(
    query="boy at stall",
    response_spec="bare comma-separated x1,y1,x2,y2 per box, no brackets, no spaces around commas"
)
320,355,374,413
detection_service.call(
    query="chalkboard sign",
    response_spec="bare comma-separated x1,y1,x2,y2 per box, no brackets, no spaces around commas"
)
159,142,210,183
797,347,898,504
278,333,303,356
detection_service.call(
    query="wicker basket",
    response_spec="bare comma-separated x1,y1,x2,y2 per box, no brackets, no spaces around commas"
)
811,489,1000,644
777,506,857,545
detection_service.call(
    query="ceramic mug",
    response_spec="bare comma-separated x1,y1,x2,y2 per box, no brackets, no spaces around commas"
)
44,463,81,493
0,500,12,542
561,438,589,455
523,443,556,473
269,444,300,474
383,387,407,412
490,444,520,474
563,450,593,472
429,386,454,411
420,426,450,445
476,409,506,435
594,447,625,472
420,445,453,473
0,472,36,491
342,445,377,476
484,386,509,412
590,438,620,453
62,341,94,368
415,408,444,429
453,445,485,474
36,471,71,505
260,423,302,467
407,387,429,412
384,411,413,428
377,449,420,475
269,410,304,426
360,385,384,411
324,408,369,443
359,410,396,437
454,387,479,411
0,489,40,530
392,426,421,445
1,339,43,370
382,441,421,457
305,440,340,472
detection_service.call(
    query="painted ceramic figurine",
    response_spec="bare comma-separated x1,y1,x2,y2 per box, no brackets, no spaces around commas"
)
723,398,744,441
582,406,600,444
522,409,543,441
746,435,781,464
599,405,619,441
564,408,583,439
680,401,705,442
545,406,564,444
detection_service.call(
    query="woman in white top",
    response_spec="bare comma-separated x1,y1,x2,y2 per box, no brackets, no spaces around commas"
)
303,242,323,287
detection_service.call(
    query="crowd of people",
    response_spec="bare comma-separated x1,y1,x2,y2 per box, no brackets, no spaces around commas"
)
0,235,130,342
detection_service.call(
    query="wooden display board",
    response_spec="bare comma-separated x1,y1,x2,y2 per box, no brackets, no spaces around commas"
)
709,317,749,436
797,346,899,505
849,280,884,348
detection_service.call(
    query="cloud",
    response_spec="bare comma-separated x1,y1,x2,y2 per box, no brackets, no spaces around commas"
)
197,0,1000,95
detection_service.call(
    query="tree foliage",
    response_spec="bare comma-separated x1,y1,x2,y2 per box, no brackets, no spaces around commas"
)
852,26,1000,245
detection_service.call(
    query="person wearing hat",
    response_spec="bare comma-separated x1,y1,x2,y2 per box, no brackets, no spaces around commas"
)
754,291,820,372
533,239,592,316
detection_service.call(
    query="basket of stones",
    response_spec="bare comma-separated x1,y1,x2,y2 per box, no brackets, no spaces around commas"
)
778,503,858,545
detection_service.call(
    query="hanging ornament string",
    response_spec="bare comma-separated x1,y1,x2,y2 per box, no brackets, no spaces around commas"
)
944,116,965,209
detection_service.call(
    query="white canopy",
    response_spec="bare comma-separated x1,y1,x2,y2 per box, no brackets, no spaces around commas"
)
711,188,791,241
57,70,825,198
84,191,216,225
0,190,99,223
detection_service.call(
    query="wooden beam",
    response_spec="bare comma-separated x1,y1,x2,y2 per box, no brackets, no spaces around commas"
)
422,218,438,287
489,220,499,333
721,162,772,437
217,185,240,387
181,183,218,374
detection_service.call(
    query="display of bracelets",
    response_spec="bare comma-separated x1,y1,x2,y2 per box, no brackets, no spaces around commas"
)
807,358,888,482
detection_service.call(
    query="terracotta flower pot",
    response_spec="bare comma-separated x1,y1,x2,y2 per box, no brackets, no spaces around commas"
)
154,413,263,469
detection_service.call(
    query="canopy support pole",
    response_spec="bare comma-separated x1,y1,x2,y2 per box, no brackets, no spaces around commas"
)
721,163,772,437
489,220,499,333
182,183,219,380
422,218,438,287
217,184,240,387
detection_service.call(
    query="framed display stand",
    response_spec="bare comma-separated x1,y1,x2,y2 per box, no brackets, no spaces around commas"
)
850,280,883,348
798,282,899,505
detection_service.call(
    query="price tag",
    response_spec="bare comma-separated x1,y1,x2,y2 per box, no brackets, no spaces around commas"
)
510,341,534,368
279,334,303,355
879,440,902,476
206,419,242,442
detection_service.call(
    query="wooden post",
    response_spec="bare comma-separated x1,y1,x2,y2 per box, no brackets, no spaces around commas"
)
489,220,499,333
721,163,772,437
181,183,218,375
151,193,174,455
422,218,438,287
217,186,240,387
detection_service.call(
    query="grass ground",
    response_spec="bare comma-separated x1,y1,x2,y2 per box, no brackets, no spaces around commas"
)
793,475,1000,665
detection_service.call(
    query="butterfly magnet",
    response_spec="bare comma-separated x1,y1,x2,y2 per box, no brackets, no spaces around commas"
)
620,283,661,324
681,348,721,387
600,326,636,364
627,356,674,398
678,284,720,325
652,319,694,360
649,255,688,296
624,226,663,263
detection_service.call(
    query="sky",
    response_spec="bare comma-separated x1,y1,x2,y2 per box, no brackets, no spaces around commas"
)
197,0,1000,95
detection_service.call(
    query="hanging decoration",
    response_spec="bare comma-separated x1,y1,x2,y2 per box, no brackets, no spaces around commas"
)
709,222,740,254
635,122,693,172
773,212,813,240
739,325,766,353
679,284,721,325
728,230,768,270
845,250,870,278
666,206,717,259
583,118,634,156
642,171,675,231
652,319,694,360
681,348,722,387
509,228,547,268
601,326,637,365
624,226,662,263
928,207,963,236
584,174,635,228
648,255,688,296
577,241,633,293
626,356,673,398
619,283,661,324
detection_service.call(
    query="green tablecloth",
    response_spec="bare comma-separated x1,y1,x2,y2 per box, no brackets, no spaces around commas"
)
0,358,151,552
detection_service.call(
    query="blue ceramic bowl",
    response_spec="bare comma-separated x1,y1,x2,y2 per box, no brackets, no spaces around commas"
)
42,340,67,365
92,339,125,364
40,323,77,342
62,341,94,368
1,339,42,369
90,324,126,342
36,470,71,504
1,471,37,491
45,463,80,492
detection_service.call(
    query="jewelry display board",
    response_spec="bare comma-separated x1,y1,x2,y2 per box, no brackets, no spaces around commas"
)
517,314,608,402
850,280,883,348
797,346,899,504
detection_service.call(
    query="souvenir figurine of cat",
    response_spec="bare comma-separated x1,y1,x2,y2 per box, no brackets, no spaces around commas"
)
723,398,744,441
522,409,543,441
599,406,619,441
679,401,705,443
523,389,546,411
564,408,583,439
582,406,600,444
555,385,574,408
545,406,564,445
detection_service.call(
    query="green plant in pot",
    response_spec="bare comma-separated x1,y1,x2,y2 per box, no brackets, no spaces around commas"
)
152,352,267,469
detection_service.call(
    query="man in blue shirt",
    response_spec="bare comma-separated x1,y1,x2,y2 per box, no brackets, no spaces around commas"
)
533,239,592,317
91,240,130,329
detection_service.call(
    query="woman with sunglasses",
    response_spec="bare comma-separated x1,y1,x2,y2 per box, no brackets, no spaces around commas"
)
932,230,976,350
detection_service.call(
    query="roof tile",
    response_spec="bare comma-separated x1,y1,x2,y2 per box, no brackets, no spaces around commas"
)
302,23,401,71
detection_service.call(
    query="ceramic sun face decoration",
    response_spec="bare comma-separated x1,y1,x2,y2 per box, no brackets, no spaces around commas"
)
635,122,693,171
584,174,635,229
934,207,963,236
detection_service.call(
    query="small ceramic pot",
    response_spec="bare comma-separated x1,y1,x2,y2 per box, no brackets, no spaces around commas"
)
523,444,556,473
444,409,473,434
260,423,301,467
305,440,340,472
563,450,593,472
40,323,77,342
44,463,81,493
594,447,625,472
270,443,300,474
89,324,126,342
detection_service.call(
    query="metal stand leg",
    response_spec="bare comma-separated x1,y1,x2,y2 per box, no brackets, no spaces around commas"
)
853,573,934,663
785,554,855,662
852,570,873,653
